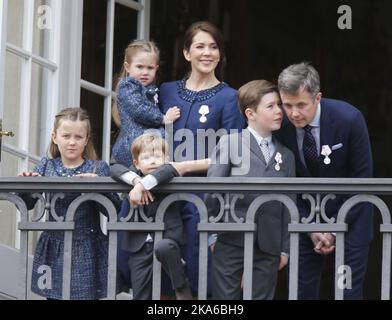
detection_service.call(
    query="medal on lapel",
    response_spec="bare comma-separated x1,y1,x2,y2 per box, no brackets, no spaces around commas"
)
198,105,209,123
321,145,332,164
274,152,283,171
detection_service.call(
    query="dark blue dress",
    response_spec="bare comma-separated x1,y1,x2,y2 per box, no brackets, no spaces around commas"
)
111,76,165,167
159,79,245,295
27,157,120,300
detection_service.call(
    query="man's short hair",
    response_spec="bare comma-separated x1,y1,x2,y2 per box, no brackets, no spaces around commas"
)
278,62,320,98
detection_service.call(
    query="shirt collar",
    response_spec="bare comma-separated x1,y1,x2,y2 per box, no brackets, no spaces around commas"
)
308,103,321,128
247,126,272,145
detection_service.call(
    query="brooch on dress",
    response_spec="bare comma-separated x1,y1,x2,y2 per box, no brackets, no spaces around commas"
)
146,87,159,104
198,105,209,123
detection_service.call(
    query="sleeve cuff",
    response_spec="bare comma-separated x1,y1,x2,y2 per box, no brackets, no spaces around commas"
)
139,175,158,190
208,233,217,247
281,252,289,257
120,171,140,185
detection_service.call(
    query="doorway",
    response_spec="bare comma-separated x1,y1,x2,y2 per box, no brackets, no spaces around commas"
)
80,0,392,299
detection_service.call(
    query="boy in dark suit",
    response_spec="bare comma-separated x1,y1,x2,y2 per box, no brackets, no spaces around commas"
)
111,133,192,300
206,80,296,300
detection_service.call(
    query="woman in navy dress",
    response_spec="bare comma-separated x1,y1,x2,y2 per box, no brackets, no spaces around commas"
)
19,108,120,300
159,21,245,296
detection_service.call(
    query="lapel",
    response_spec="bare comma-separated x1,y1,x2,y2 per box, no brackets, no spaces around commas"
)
271,137,284,163
172,80,194,131
282,122,300,159
243,128,267,165
319,99,337,173
319,100,337,152
174,100,192,132
281,121,309,174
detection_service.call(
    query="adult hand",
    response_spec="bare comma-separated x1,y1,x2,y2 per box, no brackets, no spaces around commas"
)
310,232,335,255
170,161,187,176
170,158,211,176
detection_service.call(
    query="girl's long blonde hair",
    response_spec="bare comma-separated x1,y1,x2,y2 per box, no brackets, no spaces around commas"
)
49,107,98,160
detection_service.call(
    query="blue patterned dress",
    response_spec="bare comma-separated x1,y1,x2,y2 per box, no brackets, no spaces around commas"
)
111,76,165,167
26,157,120,300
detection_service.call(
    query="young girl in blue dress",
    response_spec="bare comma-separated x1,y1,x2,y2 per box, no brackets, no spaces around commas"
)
18,107,120,300
111,40,181,168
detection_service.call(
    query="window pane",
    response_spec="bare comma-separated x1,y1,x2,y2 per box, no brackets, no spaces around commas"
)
80,89,105,159
7,0,24,47
0,153,41,250
113,3,138,77
28,158,40,171
0,200,16,247
0,152,20,247
3,52,22,149
81,0,107,87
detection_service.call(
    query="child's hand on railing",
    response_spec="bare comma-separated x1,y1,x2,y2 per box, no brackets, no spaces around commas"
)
74,173,98,178
129,182,154,205
17,171,41,177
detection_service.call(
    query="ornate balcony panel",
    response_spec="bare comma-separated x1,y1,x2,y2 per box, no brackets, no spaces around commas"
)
1,176,392,300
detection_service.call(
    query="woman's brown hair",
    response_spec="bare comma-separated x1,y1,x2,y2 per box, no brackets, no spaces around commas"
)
183,21,226,80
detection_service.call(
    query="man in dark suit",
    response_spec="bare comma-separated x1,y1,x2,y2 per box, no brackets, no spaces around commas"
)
206,80,296,299
275,62,373,299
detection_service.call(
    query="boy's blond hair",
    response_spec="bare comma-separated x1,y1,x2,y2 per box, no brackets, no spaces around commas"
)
238,80,279,120
131,132,168,160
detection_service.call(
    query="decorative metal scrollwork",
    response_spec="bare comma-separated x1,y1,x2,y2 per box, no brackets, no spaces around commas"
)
208,193,244,223
119,201,152,223
301,193,336,224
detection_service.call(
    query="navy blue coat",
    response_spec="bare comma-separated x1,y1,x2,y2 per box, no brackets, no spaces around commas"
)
275,98,373,246
160,79,245,161
112,77,164,167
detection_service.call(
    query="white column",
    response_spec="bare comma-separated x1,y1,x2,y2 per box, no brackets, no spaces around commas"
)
0,0,9,121
137,0,150,40
58,0,84,108
102,0,115,163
